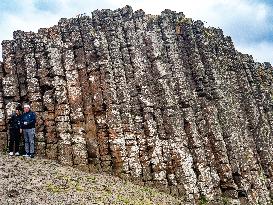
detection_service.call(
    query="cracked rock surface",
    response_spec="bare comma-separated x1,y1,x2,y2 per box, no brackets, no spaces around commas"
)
0,5,273,204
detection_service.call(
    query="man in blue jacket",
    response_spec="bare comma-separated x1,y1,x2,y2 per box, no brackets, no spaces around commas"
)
21,104,36,158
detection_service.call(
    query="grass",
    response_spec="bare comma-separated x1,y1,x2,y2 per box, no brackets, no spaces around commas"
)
46,182,62,193
2,145,7,154
222,196,230,205
177,17,192,25
86,175,97,183
1,153,182,205
199,195,208,205
46,175,86,193
117,194,130,204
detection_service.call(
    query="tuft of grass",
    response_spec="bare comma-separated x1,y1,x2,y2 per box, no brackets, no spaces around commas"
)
258,164,268,187
46,182,61,193
117,194,130,204
199,195,208,205
140,187,157,197
76,184,84,192
177,17,192,25
204,29,213,38
103,185,112,194
45,175,86,193
2,145,8,153
222,196,230,205
86,175,97,183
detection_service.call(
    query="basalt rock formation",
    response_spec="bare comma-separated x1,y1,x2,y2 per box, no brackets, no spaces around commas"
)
0,5,273,204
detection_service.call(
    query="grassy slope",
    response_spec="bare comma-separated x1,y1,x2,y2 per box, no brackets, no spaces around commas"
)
0,154,181,205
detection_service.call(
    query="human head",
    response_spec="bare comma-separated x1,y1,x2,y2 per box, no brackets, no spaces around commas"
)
23,104,30,113
15,106,21,115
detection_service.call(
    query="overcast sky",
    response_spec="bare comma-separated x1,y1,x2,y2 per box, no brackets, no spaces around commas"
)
0,0,272,63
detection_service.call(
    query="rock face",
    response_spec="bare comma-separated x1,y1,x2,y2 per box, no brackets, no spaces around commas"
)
0,5,273,204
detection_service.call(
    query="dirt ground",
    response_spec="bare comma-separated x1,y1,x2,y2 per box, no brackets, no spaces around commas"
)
0,153,181,205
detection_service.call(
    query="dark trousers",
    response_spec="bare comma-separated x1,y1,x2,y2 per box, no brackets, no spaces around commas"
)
9,128,20,153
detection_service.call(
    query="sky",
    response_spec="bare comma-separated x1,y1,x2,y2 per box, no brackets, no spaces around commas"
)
0,0,272,64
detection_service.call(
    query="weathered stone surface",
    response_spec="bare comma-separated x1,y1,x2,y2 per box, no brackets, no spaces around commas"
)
0,5,273,204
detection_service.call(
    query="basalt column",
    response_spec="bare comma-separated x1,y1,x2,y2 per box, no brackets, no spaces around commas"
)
1,6,273,205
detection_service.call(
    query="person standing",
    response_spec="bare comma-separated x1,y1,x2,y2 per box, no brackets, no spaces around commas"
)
8,106,22,156
21,104,36,158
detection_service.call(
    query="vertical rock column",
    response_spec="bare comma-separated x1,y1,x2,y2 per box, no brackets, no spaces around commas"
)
46,25,74,166
1,40,20,152
158,11,219,200
102,9,142,177
91,10,118,173
118,9,155,182
0,61,6,150
77,16,102,171
59,18,89,170
118,7,146,179
34,28,58,160
24,32,46,156
239,56,273,203
62,18,88,169
189,22,239,200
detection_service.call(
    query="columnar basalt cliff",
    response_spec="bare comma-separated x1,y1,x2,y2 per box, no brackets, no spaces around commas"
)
0,5,273,204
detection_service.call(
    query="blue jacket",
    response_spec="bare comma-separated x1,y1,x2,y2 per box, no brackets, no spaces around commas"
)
21,111,36,129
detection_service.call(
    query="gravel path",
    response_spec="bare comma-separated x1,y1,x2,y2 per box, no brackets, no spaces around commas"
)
0,154,181,205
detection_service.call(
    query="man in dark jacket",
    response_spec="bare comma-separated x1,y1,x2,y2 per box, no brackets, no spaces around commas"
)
21,104,36,158
8,106,22,156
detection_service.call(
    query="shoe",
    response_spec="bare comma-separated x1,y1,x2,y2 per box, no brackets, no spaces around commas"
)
9,152,14,156
15,152,20,156
30,154,34,158
23,154,30,157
